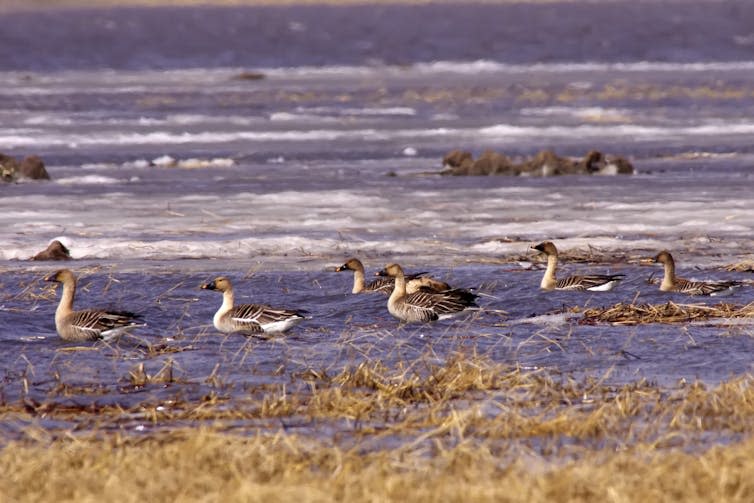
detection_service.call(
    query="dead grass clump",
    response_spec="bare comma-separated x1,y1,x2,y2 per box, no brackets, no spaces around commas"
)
580,301,754,325
332,355,509,402
725,261,754,273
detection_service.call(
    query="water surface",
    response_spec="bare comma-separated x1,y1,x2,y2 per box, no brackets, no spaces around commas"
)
0,1,752,442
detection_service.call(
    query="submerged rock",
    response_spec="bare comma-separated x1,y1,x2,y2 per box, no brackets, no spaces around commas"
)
1,152,51,182
519,149,577,176
469,150,517,176
18,155,50,180
31,240,72,261
440,148,634,176
0,153,20,182
577,150,634,175
232,71,266,81
442,149,473,169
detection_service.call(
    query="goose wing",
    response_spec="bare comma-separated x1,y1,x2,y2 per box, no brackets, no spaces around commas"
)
230,303,304,329
404,289,477,319
675,278,741,296
556,274,624,291
365,277,395,294
401,291,442,322
70,309,139,339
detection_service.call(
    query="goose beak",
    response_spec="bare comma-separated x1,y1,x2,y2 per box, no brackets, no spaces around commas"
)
335,264,348,272
200,281,216,290
44,272,57,282
375,268,388,277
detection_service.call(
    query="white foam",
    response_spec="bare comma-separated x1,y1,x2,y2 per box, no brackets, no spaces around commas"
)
295,106,416,117
4,61,754,97
411,60,754,75
55,175,122,185
4,119,754,150
519,106,633,120
269,112,339,122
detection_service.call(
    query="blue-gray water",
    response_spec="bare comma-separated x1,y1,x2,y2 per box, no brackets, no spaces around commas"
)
0,1,753,441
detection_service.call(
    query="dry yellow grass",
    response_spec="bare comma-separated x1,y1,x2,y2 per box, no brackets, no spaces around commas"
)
725,261,754,273
2,354,754,501
580,302,754,325
1,428,753,502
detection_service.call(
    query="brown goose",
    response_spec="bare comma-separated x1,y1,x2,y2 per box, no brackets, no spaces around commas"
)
532,241,625,291
336,257,446,294
652,251,741,296
200,276,305,335
378,263,478,323
45,269,140,341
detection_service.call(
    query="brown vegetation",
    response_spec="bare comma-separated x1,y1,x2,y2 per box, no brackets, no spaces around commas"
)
2,353,754,500
725,261,754,273
580,301,754,325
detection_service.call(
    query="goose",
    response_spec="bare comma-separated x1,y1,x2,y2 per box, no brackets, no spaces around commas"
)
378,263,478,323
44,269,140,341
652,250,742,296
200,276,305,335
532,241,625,291
336,257,447,294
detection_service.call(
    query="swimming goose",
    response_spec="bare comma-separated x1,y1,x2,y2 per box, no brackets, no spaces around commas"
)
532,241,625,291
336,257,445,295
652,250,742,296
45,269,140,342
378,263,478,323
200,276,305,335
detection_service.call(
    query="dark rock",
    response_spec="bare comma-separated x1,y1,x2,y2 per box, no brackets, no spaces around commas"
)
520,149,577,176
469,150,516,175
232,71,266,81
31,240,72,261
442,156,475,176
600,155,634,175
578,150,606,174
442,149,473,169
0,153,19,182
18,155,50,180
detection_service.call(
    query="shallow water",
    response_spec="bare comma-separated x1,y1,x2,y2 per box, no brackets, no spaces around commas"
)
1,1,753,440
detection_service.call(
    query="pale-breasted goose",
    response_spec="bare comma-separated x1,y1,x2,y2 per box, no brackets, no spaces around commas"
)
532,241,625,292
652,250,742,296
335,257,445,295
378,263,478,323
200,276,305,335
44,269,140,342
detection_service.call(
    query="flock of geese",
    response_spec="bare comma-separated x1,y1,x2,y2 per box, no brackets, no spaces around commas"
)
43,241,745,342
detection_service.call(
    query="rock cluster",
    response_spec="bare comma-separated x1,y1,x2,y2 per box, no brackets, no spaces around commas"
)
1,153,50,182
440,149,633,176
